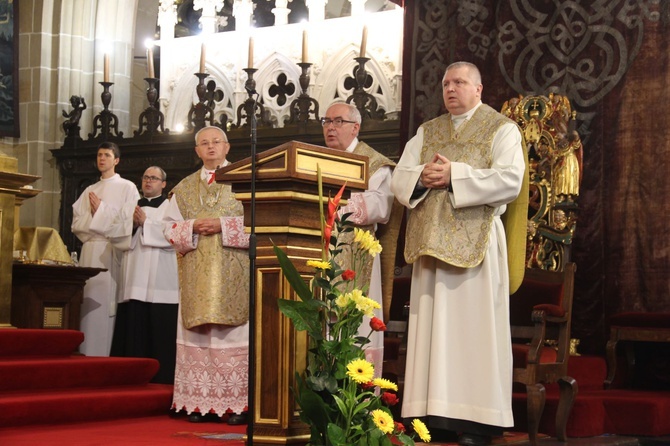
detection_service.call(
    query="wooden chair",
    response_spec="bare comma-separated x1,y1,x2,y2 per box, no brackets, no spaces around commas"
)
510,262,578,445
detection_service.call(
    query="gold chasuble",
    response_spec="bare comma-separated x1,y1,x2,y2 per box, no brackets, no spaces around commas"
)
172,173,249,329
335,142,396,290
404,105,512,268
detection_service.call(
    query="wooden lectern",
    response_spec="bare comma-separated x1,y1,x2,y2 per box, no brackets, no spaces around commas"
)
217,141,368,445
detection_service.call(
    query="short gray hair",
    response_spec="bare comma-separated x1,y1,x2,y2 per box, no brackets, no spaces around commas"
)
327,101,361,124
194,126,228,144
445,61,482,85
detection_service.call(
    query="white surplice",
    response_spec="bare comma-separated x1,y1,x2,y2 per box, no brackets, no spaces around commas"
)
117,199,179,305
339,138,394,375
392,105,525,428
72,174,140,357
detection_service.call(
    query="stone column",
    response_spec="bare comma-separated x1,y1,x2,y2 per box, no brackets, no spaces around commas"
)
158,0,178,40
194,0,225,34
306,0,326,22
272,0,291,26
233,0,254,30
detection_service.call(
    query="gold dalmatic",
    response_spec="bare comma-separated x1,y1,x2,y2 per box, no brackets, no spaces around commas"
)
173,172,250,329
334,142,395,291
404,105,511,268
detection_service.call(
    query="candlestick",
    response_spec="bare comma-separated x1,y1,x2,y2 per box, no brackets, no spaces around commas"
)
302,29,308,64
147,47,155,78
248,35,254,68
199,43,206,73
104,53,110,83
359,25,368,58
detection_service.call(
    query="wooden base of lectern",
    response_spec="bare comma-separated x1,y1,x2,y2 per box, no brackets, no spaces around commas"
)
218,141,368,445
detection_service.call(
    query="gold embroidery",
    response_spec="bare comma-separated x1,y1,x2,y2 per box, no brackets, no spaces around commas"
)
173,172,250,329
405,105,511,268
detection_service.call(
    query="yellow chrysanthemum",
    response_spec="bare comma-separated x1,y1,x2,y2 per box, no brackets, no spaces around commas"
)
367,239,382,257
346,358,375,384
334,293,350,308
411,419,431,443
372,377,398,391
371,409,394,434
352,292,381,317
353,227,368,244
353,228,383,257
306,259,331,270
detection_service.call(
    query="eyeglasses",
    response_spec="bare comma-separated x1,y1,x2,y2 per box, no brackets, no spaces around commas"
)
142,175,164,182
197,139,226,148
320,118,357,128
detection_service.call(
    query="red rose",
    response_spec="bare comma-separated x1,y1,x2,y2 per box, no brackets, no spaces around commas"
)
342,269,356,281
395,421,405,433
381,392,399,406
370,317,387,332
361,381,375,390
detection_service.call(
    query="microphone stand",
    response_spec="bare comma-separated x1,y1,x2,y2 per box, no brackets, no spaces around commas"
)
245,76,258,445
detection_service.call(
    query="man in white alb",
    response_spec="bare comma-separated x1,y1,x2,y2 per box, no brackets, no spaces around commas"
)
392,62,526,446
72,142,140,357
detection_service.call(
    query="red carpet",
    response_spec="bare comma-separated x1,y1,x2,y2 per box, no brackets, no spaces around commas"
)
0,413,247,445
0,413,537,446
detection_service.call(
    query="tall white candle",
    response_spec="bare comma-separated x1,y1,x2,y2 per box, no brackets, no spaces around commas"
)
359,25,368,58
103,53,110,82
199,43,206,73
248,35,254,68
302,29,308,63
147,47,155,78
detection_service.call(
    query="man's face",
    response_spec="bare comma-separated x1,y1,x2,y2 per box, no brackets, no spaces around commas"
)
141,167,166,198
442,66,482,115
97,149,119,175
195,128,230,169
322,104,360,151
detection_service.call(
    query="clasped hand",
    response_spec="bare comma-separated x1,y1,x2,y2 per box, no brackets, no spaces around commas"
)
133,206,146,228
421,153,451,189
193,217,222,236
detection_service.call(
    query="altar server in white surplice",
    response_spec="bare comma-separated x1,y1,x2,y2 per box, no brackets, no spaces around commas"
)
111,166,179,384
72,142,140,357
163,126,250,426
392,62,525,446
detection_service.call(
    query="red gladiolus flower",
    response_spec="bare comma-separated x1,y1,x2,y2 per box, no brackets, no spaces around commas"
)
370,317,387,332
323,183,346,250
342,269,356,281
381,392,399,406
395,421,405,433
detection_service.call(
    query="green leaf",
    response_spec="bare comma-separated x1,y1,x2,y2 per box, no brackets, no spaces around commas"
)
277,298,322,334
327,423,347,446
273,244,312,301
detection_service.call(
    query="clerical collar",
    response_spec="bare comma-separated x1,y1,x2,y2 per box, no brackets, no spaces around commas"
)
451,101,482,128
138,195,166,208
344,137,359,153
200,161,230,181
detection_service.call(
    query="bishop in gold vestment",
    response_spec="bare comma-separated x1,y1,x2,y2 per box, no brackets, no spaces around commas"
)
163,127,250,423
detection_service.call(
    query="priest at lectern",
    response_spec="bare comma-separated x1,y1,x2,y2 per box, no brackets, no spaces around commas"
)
162,126,250,425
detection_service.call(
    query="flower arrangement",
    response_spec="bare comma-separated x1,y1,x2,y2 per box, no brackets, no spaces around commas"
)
273,177,430,446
